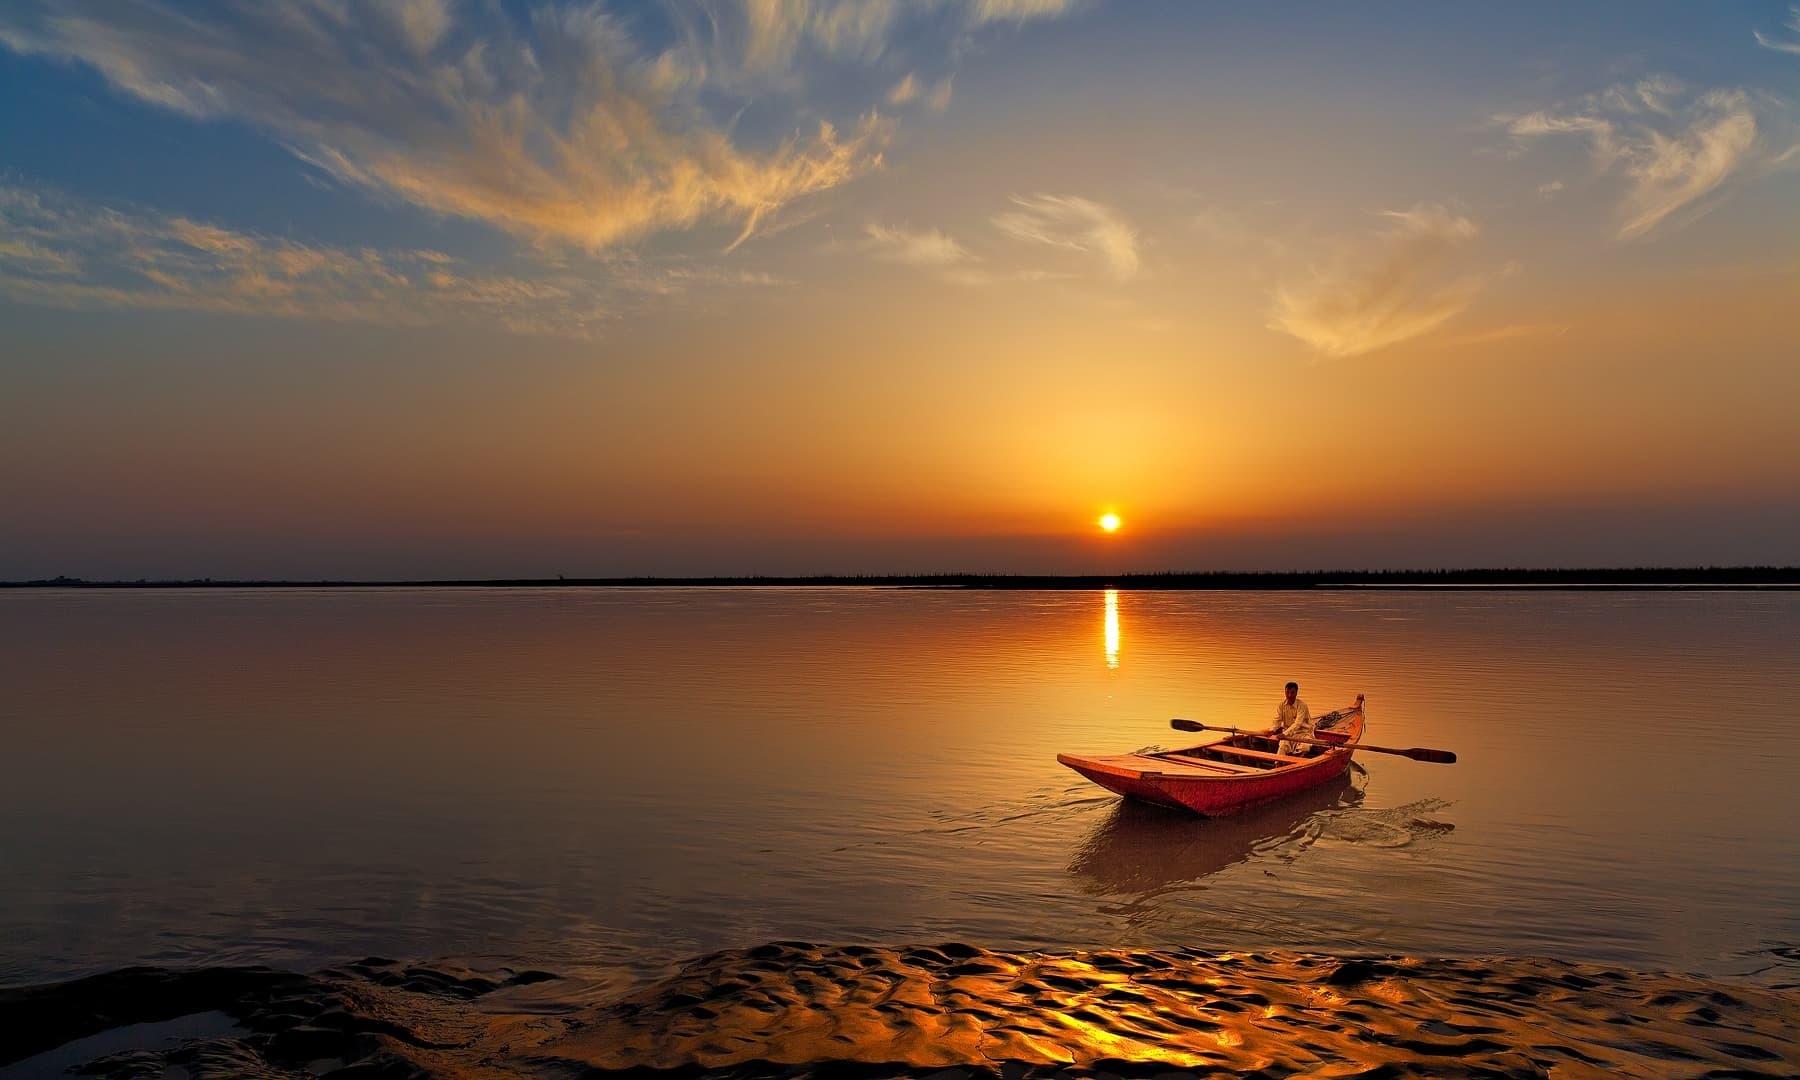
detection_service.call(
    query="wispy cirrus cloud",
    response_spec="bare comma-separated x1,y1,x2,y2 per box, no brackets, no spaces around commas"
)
0,183,778,338
726,0,902,75
0,1,896,253
0,1,1084,261
1446,322,1569,348
0,1,1090,257
1755,4,1800,54
1269,205,1490,358
677,0,1080,92
925,77,956,112
887,72,922,105
886,71,955,111
1499,79,1763,240
971,0,1082,24
862,224,974,266
712,0,1076,75
992,194,1140,281
0,1,1095,333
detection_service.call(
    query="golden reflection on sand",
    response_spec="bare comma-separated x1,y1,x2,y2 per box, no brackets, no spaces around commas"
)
11,947,1797,1077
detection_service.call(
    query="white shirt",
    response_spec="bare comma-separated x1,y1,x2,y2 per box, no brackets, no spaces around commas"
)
1274,697,1314,755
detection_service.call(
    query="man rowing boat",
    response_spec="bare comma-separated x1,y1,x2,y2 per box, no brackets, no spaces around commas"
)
1267,681,1315,756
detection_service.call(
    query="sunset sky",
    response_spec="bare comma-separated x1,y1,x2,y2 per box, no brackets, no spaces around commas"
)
3,1,1797,579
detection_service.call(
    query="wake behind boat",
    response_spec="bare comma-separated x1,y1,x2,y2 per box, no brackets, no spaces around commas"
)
1058,695,1368,816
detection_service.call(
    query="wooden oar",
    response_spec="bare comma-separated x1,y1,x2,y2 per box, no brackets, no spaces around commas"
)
1169,718,1457,764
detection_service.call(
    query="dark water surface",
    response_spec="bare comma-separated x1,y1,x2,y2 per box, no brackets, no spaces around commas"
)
2,587,1796,990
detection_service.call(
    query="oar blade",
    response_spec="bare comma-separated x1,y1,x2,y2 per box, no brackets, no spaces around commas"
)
1170,718,1206,732
1405,747,1457,764
1352,743,1459,763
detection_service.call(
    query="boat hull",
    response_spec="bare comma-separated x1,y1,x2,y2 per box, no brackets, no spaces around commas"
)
1058,703,1364,817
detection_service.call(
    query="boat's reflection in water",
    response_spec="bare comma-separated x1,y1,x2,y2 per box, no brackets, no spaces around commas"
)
1068,767,1365,896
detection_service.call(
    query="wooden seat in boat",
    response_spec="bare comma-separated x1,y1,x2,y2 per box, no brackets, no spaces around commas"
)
1203,744,1311,765
1155,753,1262,774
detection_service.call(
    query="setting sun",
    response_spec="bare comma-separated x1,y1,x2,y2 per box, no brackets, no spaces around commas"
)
1098,513,1122,533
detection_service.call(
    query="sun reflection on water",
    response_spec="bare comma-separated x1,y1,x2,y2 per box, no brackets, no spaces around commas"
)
1103,588,1120,669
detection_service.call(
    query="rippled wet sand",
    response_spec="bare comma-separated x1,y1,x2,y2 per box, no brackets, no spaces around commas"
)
6,944,1795,1078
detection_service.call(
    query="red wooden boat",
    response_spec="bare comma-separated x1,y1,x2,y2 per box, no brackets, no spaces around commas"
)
1058,695,1366,816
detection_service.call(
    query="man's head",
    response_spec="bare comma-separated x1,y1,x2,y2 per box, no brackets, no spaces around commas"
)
1284,681,1298,702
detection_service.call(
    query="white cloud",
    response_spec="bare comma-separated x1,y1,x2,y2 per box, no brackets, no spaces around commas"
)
811,0,902,60
970,0,1080,25
1754,5,1800,54
862,224,974,266
1500,80,1764,240
1446,322,1569,348
0,182,779,338
926,76,955,112
1268,205,1488,358
678,0,1077,90
992,194,1139,281
0,1,1093,257
385,0,452,55
740,1,822,72
1503,112,1621,168
882,71,953,111
0,233,81,276
887,72,920,105
1616,91,1758,239
0,2,893,253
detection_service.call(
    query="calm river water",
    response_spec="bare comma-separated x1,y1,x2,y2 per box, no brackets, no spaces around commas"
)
2,587,1796,991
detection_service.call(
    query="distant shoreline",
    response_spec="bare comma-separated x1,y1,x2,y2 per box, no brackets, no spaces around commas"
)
5,567,1798,590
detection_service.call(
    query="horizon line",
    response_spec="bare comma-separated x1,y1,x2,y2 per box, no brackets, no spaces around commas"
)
6,566,1799,591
